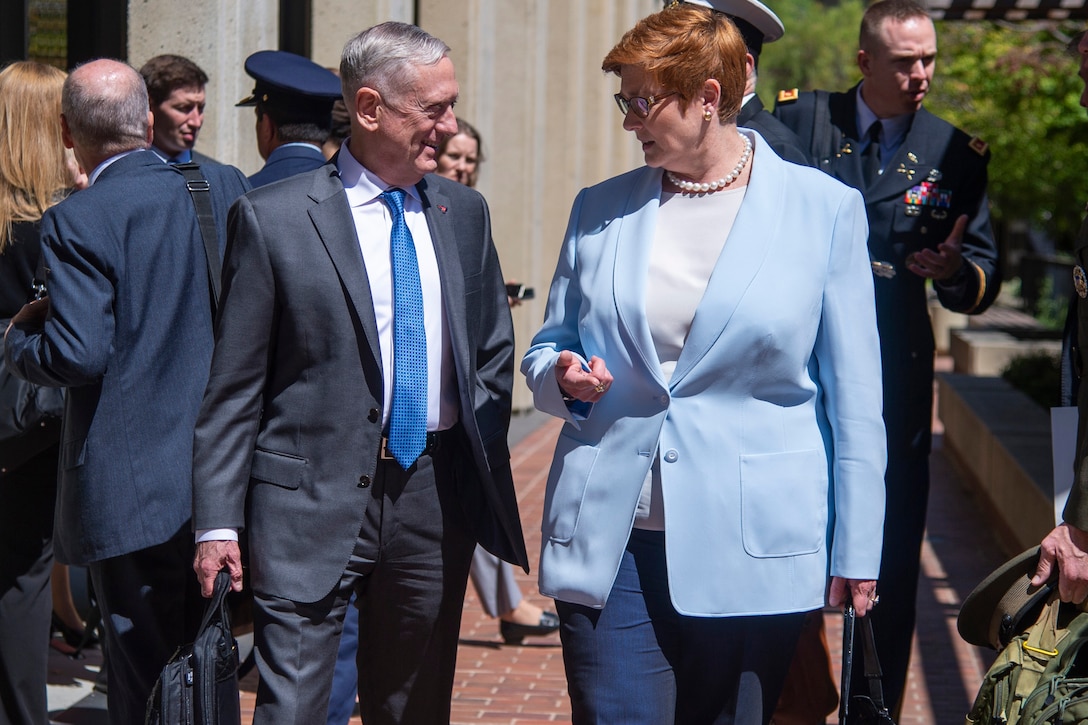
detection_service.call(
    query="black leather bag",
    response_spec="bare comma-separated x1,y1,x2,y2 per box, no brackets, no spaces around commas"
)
839,605,897,725
146,570,241,725
0,324,64,475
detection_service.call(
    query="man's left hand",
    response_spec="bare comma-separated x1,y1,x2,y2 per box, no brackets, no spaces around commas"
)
905,214,967,281
1032,523,1088,604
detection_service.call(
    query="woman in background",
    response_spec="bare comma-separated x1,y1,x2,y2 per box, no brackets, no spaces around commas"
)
0,59,74,725
522,6,886,723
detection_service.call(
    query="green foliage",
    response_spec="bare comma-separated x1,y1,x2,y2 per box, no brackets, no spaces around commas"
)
757,0,867,97
929,21,1088,249
1031,275,1072,330
758,6,1088,252
1001,349,1061,409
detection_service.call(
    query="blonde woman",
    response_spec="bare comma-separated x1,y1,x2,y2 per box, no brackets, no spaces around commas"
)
0,59,73,725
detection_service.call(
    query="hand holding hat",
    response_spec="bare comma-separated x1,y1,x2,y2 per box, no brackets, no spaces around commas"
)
1032,522,1088,604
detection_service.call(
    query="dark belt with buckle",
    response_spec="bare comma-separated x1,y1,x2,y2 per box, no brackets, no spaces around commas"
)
379,430,452,461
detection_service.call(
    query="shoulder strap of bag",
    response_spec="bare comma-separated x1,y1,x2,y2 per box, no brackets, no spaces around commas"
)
174,162,222,313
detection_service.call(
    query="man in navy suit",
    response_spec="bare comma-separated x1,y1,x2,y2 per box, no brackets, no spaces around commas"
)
4,59,249,724
140,54,219,165
192,21,527,725
238,50,342,188
774,0,1000,717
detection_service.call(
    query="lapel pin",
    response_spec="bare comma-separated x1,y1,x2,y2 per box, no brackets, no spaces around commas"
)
438,205,447,214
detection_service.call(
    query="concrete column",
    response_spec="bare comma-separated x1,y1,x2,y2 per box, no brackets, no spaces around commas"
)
310,0,415,69
128,0,277,175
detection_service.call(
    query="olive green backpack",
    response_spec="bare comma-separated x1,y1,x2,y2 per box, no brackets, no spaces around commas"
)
967,596,1088,724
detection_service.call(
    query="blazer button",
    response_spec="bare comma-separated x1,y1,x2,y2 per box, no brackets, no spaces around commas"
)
663,449,679,463
368,408,380,423
358,474,371,488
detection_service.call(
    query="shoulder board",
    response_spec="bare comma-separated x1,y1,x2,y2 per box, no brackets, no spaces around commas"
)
968,136,988,156
777,88,799,104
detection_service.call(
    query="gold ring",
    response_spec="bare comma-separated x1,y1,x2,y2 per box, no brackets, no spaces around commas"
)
869,595,880,604
594,384,606,393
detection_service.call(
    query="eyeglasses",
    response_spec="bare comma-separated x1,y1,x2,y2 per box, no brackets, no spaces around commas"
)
613,91,677,118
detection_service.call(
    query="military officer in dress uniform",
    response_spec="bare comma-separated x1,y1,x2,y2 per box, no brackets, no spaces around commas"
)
1032,29,1088,607
774,0,1000,719
238,50,341,188
676,0,809,164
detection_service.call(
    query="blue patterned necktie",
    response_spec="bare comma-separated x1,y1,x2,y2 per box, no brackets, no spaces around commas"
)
380,188,427,469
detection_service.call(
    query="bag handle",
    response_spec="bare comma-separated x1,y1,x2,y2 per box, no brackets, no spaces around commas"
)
196,569,234,636
857,613,890,711
839,605,895,724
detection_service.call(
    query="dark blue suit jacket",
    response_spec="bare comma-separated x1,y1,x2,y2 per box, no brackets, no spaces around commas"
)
248,143,329,188
4,149,250,565
775,85,999,459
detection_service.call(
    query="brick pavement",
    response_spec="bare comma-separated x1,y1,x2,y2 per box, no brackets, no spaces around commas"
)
51,364,1014,724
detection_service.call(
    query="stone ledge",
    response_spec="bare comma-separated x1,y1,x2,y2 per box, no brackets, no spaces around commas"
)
950,328,1061,377
937,373,1054,555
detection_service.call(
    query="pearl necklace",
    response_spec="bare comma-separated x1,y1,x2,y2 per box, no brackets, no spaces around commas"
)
666,134,752,194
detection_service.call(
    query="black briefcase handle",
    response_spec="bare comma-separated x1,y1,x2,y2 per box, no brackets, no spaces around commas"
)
839,605,896,725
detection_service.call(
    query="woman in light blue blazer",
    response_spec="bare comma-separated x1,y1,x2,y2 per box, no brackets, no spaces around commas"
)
521,5,887,723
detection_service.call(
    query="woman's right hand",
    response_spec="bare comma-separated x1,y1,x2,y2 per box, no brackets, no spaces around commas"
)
555,350,613,403
829,576,879,617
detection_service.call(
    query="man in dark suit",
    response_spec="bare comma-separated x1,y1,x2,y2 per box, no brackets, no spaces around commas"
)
679,0,809,164
4,58,249,724
140,54,219,165
237,50,342,188
1033,30,1088,604
192,21,528,725
774,0,1000,717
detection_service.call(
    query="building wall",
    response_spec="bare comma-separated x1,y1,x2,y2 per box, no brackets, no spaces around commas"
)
127,0,656,409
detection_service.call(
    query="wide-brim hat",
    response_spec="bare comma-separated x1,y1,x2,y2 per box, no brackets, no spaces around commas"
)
957,546,1056,650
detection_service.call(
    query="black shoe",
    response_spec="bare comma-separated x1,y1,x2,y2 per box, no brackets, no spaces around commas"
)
52,612,99,649
500,610,560,644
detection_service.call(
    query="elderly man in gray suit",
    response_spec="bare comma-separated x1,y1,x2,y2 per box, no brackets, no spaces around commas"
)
5,59,249,723
192,21,528,725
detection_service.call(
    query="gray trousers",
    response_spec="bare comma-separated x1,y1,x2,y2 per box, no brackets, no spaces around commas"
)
252,447,476,725
469,546,523,618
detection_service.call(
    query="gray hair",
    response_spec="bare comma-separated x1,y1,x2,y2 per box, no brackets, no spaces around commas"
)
340,22,450,107
63,60,150,156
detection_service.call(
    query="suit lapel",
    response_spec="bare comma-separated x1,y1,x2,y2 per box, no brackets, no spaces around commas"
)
415,178,467,375
867,108,941,201
306,166,382,366
611,170,669,387
827,90,866,191
670,132,776,387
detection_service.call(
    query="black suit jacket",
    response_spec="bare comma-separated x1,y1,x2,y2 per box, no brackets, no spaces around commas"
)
738,95,810,166
775,85,1000,458
192,162,528,604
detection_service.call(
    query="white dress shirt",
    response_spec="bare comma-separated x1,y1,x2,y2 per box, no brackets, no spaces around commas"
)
337,145,459,433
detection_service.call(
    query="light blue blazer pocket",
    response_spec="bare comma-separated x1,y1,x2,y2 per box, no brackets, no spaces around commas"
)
542,433,601,544
740,448,827,558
